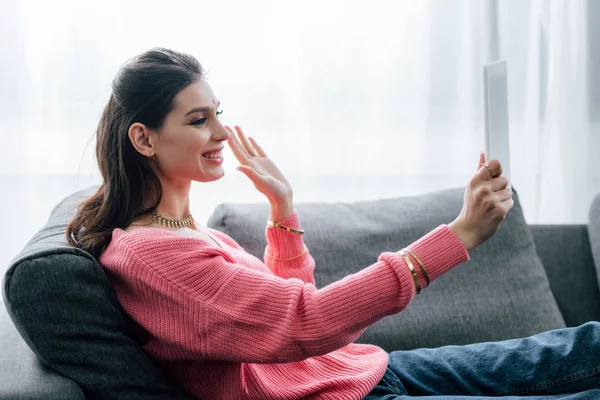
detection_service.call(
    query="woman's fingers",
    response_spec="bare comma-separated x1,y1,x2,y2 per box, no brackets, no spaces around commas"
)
233,126,256,156
476,153,503,179
248,137,267,158
501,197,515,215
489,175,510,192
474,159,502,183
236,165,263,180
226,127,249,164
494,164,503,178
225,125,261,162
478,152,486,170
495,187,513,202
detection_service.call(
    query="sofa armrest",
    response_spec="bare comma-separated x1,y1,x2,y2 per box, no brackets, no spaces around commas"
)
0,304,84,400
529,224,600,326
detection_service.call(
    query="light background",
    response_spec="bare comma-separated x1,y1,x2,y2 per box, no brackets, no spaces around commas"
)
1,0,598,273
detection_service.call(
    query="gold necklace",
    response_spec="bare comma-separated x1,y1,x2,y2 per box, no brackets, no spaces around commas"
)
151,212,194,228
151,212,222,248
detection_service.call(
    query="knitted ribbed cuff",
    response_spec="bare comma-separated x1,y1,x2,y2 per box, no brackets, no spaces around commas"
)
382,224,470,290
265,210,306,259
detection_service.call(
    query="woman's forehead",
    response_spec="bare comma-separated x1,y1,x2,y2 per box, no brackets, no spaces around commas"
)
173,80,218,113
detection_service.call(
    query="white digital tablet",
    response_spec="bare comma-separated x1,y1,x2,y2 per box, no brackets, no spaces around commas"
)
483,60,512,186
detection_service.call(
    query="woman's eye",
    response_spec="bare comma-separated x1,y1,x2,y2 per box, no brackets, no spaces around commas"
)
216,109,224,118
191,118,207,126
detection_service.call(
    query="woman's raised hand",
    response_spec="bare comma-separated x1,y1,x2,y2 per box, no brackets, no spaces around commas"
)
449,153,514,251
225,125,293,206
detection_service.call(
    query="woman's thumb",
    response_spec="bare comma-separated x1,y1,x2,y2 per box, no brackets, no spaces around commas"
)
236,165,259,181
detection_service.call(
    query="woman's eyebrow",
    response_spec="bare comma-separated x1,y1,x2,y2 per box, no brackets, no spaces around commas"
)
184,101,221,116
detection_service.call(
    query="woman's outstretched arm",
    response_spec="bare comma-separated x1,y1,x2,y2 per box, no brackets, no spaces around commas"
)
102,224,468,364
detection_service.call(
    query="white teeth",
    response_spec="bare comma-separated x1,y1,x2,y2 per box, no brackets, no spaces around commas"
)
203,150,222,159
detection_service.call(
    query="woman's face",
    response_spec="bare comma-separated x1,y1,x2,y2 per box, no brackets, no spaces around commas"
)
151,78,229,183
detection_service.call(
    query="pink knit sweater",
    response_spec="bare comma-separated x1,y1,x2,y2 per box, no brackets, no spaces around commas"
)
99,211,469,399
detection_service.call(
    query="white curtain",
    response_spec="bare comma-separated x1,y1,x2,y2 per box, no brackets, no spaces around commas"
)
0,0,596,271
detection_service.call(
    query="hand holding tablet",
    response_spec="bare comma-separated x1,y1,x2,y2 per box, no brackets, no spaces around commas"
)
447,60,515,250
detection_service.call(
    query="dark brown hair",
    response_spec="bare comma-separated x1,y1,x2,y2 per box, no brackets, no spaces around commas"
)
66,48,204,259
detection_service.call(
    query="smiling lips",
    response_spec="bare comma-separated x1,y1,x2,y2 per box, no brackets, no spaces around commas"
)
202,150,222,159
201,149,224,165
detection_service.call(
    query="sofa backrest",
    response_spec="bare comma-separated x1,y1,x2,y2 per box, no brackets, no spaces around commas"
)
588,193,600,302
530,224,600,327
208,187,567,351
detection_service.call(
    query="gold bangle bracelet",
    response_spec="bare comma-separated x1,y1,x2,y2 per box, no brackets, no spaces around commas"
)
402,248,430,286
398,250,421,294
267,220,305,235
265,245,308,261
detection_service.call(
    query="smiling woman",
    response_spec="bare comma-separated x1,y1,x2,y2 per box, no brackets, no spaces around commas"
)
127,78,228,183
65,47,297,259
60,46,600,400
65,48,228,257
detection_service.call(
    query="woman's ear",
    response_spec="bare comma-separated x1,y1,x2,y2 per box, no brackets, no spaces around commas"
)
128,122,154,157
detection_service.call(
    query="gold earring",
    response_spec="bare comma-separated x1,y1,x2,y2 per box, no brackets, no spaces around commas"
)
151,154,155,160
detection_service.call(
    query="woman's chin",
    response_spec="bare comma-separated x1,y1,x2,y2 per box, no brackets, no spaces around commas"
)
197,168,225,183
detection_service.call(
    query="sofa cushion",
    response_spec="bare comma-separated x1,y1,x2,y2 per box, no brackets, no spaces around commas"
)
2,185,192,400
207,187,566,351
0,303,84,399
530,224,600,327
588,193,600,291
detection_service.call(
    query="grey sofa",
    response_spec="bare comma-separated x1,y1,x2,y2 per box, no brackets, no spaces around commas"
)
3,185,600,399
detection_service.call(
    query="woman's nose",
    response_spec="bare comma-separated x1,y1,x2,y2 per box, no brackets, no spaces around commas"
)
214,121,230,141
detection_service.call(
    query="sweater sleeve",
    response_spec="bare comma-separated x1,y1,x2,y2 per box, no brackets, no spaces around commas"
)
263,210,315,284
112,225,468,364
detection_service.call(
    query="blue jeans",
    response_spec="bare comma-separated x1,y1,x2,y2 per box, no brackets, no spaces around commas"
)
364,321,600,399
